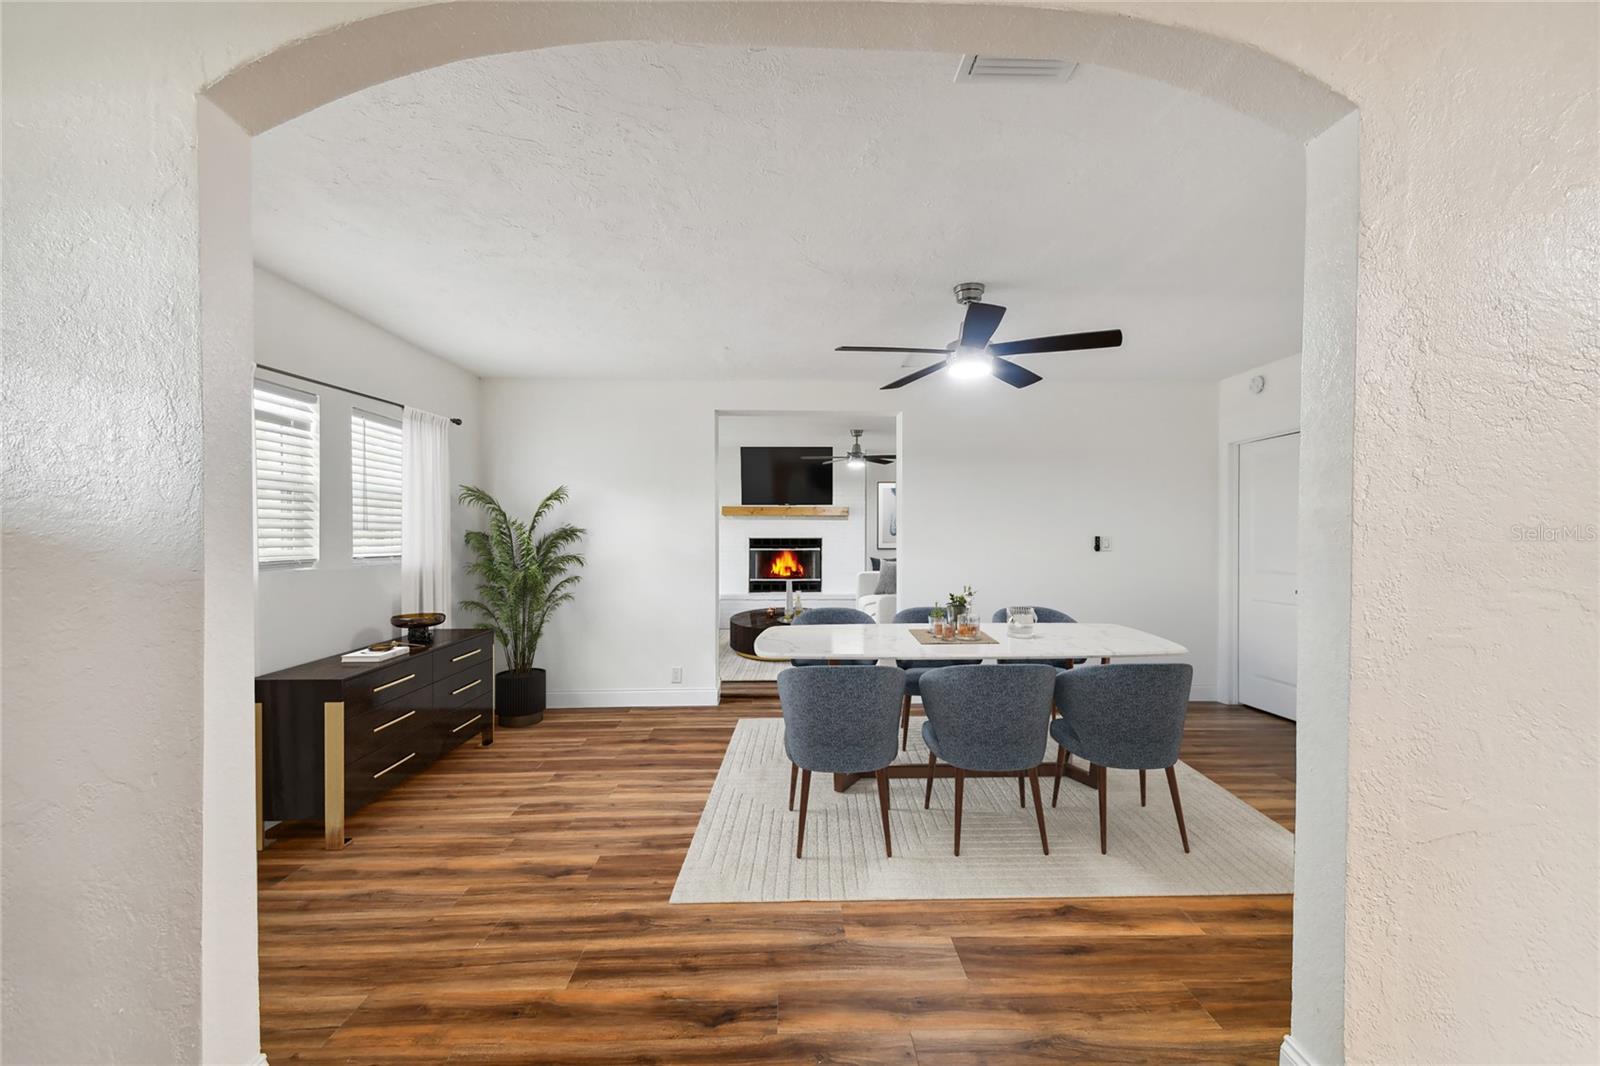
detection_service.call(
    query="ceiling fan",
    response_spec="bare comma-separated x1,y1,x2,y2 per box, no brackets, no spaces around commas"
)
802,429,895,468
837,282,1123,390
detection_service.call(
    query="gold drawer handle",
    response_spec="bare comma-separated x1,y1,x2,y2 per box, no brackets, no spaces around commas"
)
373,753,416,779
373,673,417,694
451,648,482,663
451,713,483,734
451,678,482,697
372,709,415,734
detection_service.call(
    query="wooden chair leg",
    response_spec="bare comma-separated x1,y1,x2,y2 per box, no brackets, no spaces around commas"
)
1028,769,1049,855
875,769,893,858
923,751,938,809
1166,765,1190,853
796,769,812,859
901,693,912,751
1095,763,1108,855
1140,768,1147,807
953,768,965,857
1019,773,1027,808
789,762,798,811
1052,745,1068,806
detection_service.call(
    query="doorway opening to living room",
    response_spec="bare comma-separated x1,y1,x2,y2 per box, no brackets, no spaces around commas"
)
715,412,901,694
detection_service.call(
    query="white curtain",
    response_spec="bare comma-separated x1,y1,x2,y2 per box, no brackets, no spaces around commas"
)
401,408,453,617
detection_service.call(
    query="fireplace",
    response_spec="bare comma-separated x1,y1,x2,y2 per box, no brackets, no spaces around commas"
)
748,537,822,594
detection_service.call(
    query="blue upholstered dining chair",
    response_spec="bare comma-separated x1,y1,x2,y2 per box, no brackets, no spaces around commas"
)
892,606,982,751
789,606,877,667
1050,663,1195,855
778,665,906,858
918,664,1057,856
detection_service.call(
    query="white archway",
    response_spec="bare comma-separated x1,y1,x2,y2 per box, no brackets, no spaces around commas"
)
12,3,1591,1062
199,7,1358,1064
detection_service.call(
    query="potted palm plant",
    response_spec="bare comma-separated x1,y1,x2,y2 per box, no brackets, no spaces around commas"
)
458,484,586,727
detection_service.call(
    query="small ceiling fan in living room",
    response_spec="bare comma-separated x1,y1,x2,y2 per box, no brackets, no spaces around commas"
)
802,429,894,469
837,282,1123,390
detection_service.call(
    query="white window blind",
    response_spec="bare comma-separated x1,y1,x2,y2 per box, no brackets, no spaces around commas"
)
351,408,403,559
253,380,320,565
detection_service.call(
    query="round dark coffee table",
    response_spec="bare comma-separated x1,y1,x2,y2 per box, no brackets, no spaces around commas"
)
729,608,790,660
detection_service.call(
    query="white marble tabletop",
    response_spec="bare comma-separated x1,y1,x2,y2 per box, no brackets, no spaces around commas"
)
753,622,1187,662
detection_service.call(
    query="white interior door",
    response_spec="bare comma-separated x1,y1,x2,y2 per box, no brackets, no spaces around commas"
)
1237,432,1299,719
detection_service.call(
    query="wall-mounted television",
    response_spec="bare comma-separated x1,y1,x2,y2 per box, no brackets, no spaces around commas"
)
740,447,833,505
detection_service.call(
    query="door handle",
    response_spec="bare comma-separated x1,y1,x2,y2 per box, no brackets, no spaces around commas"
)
373,709,416,733
373,753,416,779
372,673,417,694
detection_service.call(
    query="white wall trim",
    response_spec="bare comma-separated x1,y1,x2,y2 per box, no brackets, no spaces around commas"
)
547,687,721,709
1279,1034,1317,1066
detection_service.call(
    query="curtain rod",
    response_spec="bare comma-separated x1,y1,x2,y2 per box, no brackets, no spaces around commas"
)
256,364,463,425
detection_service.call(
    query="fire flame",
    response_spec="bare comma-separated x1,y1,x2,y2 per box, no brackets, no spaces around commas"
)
767,550,806,578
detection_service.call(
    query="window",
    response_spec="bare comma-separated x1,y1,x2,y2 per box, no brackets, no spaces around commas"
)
351,408,403,559
253,380,320,565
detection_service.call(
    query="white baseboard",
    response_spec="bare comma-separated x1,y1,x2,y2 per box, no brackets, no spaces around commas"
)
1189,683,1218,702
1279,1034,1316,1066
547,687,719,709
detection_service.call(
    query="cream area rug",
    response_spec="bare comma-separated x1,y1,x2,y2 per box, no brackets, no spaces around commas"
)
671,718,1293,903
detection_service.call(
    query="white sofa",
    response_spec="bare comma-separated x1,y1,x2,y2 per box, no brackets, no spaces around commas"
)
855,570,897,622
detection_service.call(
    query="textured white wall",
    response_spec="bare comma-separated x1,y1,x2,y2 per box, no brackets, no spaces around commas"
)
480,378,1221,705
1292,112,1358,1066
252,269,482,674
3,4,1595,1065
198,99,263,1066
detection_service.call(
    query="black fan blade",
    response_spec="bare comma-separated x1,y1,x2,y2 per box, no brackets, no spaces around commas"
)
866,456,895,465
991,357,1043,389
799,455,840,462
837,345,952,354
989,329,1123,357
881,362,946,390
958,302,1007,351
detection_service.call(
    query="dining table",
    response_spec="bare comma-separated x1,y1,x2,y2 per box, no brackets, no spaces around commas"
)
753,621,1189,793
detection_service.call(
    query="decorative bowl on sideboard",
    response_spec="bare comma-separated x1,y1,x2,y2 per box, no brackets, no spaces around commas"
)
390,612,447,645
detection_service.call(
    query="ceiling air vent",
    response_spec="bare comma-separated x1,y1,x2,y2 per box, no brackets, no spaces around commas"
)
954,55,1077,83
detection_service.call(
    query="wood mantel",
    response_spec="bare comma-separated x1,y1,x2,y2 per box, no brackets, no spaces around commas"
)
720,505,849,518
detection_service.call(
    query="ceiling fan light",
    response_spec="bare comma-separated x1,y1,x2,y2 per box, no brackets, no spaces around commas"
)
847,457,865,470
947,348,994,380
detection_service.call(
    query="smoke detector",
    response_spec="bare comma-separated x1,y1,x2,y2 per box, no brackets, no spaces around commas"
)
954,55,1078,83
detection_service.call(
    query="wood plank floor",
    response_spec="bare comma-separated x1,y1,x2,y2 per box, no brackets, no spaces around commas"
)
259,690,1296,1064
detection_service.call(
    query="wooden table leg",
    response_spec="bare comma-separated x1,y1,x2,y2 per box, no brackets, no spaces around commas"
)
323,701,347,850
837,760,1095,791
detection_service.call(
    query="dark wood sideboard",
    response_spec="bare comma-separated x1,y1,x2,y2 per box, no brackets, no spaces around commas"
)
255,628,494,850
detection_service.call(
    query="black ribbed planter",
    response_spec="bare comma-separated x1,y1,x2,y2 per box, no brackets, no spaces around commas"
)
496,668,546,727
